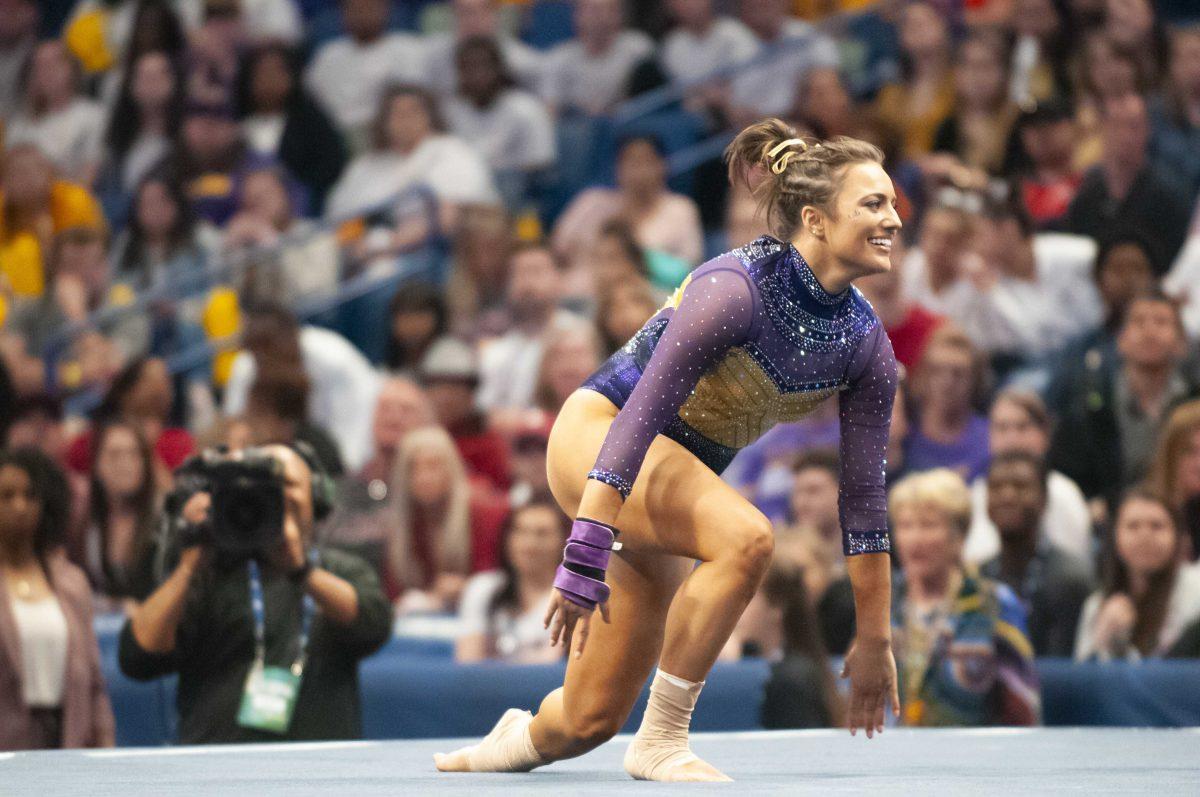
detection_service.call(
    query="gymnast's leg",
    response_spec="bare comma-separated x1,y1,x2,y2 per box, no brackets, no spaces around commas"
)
435,390,773,781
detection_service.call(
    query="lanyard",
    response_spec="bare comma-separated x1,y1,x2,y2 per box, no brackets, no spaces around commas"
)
247,559,315,677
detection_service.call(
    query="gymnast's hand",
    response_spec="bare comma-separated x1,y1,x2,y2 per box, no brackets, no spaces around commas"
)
544,588,610,659
840,636,900,739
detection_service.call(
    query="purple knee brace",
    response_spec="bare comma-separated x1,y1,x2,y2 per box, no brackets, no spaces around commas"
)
553,518,622,611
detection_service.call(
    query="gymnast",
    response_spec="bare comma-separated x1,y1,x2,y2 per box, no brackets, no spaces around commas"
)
436,119,902,782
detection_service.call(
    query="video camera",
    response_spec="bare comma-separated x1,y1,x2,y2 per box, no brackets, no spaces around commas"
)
166,447,289,558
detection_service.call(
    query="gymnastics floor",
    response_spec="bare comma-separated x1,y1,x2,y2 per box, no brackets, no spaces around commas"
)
3,728,1197,795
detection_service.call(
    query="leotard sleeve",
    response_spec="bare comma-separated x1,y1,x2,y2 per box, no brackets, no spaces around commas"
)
586,266,758,499
837,321,898,556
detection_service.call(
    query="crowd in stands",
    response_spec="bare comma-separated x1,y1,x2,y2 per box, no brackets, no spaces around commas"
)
2,0,1200,750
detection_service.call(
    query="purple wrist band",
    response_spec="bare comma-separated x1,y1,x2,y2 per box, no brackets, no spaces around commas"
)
553,518,620,611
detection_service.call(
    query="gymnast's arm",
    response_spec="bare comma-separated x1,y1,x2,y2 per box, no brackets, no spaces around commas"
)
836,323,900,734
575,266,759,524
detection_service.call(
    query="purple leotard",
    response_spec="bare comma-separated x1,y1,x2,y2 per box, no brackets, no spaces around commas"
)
580,236,897,556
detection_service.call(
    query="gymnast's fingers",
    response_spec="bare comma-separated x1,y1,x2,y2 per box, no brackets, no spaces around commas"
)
573,613,591,659
548,606,566,647
561,611,577,654
873,697,885,736
598,598,611,624
543,593,559,630
890,675,900,718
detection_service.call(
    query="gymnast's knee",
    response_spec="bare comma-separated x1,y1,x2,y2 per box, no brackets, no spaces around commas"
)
560,709,623,754
723,510,774,584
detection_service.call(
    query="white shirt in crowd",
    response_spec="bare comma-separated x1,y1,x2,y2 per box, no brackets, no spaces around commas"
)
1164,232,1200,342
1074,563,1200,661
325,134,500,221
442,89,557,172
963,470,1094,566
114,130,172,192
10,595,69,708
457,570,558,664
6,98,106,182
477,309,587,412
661,17,759,84
422,32,544,96
902,233,1102,357
223,326,382,471
729,19,840,118
304,32,426,135
538,30,654,116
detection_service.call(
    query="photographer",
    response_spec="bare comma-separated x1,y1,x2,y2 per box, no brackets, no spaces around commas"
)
117,445,392,744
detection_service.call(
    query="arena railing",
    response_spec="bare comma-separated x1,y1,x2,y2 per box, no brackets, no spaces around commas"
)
42,184,444,417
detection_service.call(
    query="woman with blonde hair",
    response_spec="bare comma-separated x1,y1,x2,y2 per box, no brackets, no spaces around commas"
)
438,119,902,781
385,425,507,614
1147,400,1200,561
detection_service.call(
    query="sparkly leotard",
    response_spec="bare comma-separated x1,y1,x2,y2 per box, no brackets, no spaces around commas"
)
580,235,897,555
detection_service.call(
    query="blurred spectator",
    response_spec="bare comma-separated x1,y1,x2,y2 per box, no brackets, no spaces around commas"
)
186,1,254,105
792,67,858,140
1013,98,1084,229
84,0,189,111
757,561,844,729
303,0,424,145
1008,0,1074,108
553,136,704,279
596,278,660,356
444,204,513,338
5,41,106,185
856,232,945,371
443,36,556,207
1050,290,1199,509
1065,93,1191,276
1147,400,1200,560
537,0,653,117
779,449,843,570
889,468,1040,727
422,0,543,98
532,322,603,420
1164,205,1200,341
477,245,581,414
355,376,436,489
979,451,1095,656
1150,24,1200,200
223,304,380,472
3,395,68,463
1103,0,1168,87
325,84,499,258
589,221,684,299
101,50,184,205
0,0,38,119
173,95,304,227
872,1,956,159
932,28,1020,176
111,174,211,296
222,167,340,304
1075,486,1200,661
662,0,755,82
1071,29,1149,171
120,444,392,743
67,357,195,475
83,419,164,602
244,365,344,476
727,0,839,124
904,325,991,482
455,496,565,663
384,282,452,378
418,336,510,492
0,145,104,299
385,425,508,612
965,389,1093,565
0,448,115,750
507,420,552,509
235,44,347,214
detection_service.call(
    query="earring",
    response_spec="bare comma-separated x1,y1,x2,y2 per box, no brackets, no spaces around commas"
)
811,228,820,235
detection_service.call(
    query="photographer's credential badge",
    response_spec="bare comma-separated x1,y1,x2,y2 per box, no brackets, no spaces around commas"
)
237,559,313,734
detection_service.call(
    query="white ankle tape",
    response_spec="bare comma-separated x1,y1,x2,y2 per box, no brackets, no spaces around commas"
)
466,708,544,772
624,670,704,779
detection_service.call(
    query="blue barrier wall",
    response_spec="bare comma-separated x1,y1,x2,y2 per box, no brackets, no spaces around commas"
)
100,630,1200,746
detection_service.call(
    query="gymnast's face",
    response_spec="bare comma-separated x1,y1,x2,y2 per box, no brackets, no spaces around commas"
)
822,162,901,279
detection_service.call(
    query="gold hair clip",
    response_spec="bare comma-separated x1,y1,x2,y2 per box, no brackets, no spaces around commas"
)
766,138,809,174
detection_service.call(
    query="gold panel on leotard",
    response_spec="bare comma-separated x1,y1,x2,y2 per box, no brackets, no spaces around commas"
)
676,347,840,449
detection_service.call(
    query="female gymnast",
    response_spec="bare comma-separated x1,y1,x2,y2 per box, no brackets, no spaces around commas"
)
436,119,902,782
